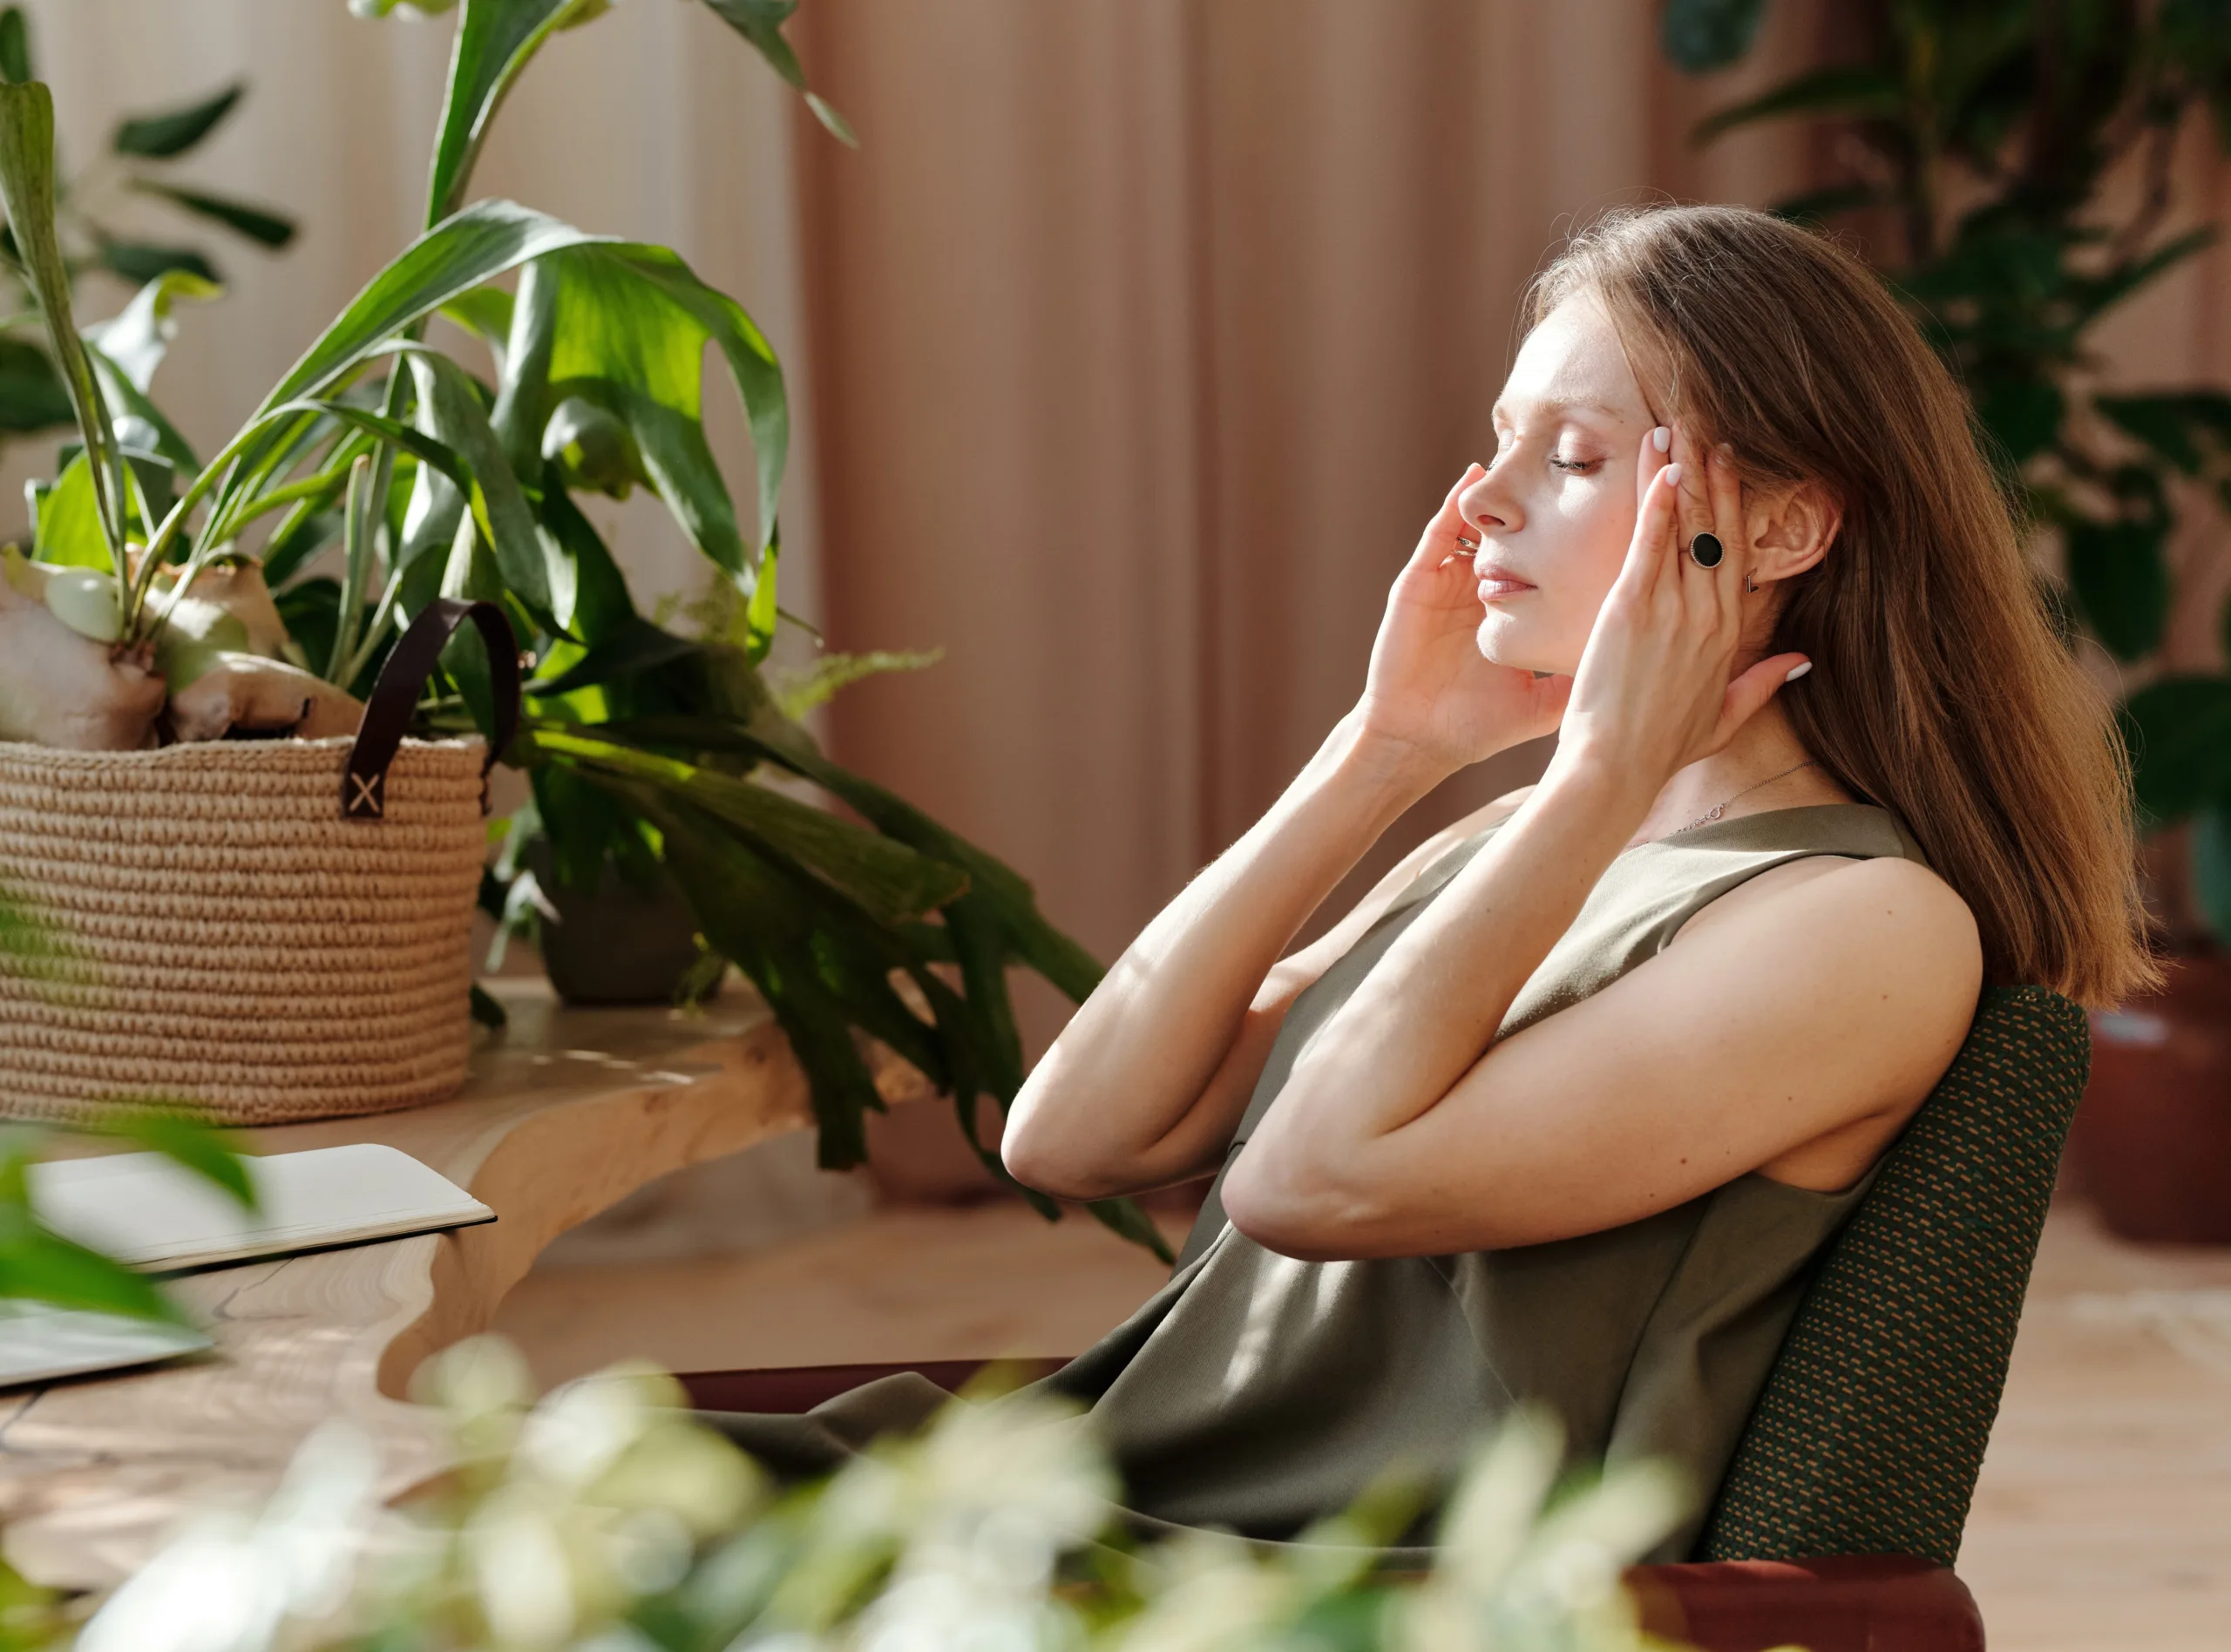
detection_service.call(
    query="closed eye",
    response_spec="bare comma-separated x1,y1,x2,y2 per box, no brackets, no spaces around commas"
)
1549,456,1601,474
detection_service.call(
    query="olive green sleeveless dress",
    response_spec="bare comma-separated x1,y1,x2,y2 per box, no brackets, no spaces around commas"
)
702,802,1925,1562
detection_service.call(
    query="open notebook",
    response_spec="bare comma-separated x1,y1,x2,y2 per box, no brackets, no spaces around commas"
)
1,1143,496,1388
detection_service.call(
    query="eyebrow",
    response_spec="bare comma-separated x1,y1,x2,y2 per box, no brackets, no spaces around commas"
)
1490,396,1626,424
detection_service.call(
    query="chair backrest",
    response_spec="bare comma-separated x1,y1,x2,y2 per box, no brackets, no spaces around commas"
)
1700,984,2090,1566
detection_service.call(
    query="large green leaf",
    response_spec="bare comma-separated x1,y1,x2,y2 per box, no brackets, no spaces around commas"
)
2192,801,2231,945
0,335,68,431
252,200,607,421
2071,227,2219,326
131,180,296,248
84,269,222,393
1660,0,1770,73
30,454,108,569
534,727,970,924
606,715,1103,1002
425,0,582,225
0,1226,182,1323
403,346,557,623
112,83,241,158
83,340,200,476
699,0,858,145
95,241,217,287
1692,64,1904,144
1972,373,2065,467
526,615,697,695
0,8,29,85
2122,675,2231,825
97,1108,258,1214
2065,518,2170,662
493,242,788,647
653,802,904,1170
0,82,126,579
2097,394,2221,477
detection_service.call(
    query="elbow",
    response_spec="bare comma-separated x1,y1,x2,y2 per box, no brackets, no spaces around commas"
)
1221,1139,1368,1262
999,1123,1121,1203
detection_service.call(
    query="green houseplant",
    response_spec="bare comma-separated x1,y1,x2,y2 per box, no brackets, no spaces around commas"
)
0,0,1160,1256
1661,0,2231,1239
1661,0,2231,906
0,4,296,463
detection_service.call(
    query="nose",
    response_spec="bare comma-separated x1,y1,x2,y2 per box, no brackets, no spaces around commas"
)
1457,467,1516,538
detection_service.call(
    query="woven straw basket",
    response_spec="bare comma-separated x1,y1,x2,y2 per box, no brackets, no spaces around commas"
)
0,599,518,1127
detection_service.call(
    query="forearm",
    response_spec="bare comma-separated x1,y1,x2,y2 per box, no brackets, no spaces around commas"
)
1003,712,1446,1193
1241,756,1651,1190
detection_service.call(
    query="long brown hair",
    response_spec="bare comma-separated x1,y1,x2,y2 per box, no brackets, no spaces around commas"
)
1529,203,2153,1005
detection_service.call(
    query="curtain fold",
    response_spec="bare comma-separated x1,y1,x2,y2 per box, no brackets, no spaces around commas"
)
789,0,1842,1044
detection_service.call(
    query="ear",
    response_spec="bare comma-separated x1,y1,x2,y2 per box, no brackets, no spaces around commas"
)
1744,481,1841,585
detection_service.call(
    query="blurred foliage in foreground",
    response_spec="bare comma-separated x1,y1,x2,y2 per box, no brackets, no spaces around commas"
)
4,1337,1705,1652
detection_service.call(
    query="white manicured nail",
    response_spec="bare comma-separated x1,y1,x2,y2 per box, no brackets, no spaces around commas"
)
1785,661,1814,682
1652,426,1672,453
1661,462,1684,486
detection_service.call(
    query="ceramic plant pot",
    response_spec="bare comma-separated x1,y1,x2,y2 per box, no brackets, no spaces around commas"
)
526,838,720,1007
2073,952,2231,1243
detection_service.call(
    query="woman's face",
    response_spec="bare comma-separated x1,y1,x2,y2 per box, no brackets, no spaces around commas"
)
1459,292,1658,674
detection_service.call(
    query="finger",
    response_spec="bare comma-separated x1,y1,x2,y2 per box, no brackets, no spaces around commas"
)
1671,423,1716,548
1619,458,1685,603
1414,464,1488,571
1705,443,1749,633
1668,422,1719,622
1635,423,1671,514
1712,652,1813,748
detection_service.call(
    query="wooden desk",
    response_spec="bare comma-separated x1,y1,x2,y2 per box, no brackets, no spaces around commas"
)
0,980,920,1593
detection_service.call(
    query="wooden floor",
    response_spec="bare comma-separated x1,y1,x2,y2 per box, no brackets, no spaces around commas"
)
493,1194,2231,1652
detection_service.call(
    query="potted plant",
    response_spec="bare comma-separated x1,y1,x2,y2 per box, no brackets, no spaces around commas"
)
1664,0,2231,1242
0,0,1163,1258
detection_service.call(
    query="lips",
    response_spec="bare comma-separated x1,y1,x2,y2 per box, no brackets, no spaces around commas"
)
1475,564,1536,601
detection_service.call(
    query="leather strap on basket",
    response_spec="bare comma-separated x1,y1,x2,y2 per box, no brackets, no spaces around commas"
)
342,598,520,822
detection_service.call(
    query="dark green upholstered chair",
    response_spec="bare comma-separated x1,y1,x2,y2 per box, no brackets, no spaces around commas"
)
1701,984,2090,1567
682,985,2092,1651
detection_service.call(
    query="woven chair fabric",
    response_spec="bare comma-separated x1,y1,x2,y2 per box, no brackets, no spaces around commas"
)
1699,984,2089,1566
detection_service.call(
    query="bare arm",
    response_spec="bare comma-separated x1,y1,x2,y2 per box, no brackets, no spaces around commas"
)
1223,777,1979,1258
1221,432,1981,1258
1002,465,1570,1201
998,720,1434,1199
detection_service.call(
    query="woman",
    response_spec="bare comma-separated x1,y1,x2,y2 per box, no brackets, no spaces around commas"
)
993,202,2151,1559
709,204,2149,1561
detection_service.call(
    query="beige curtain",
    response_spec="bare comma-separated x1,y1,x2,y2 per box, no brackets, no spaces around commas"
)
22,2,2231,1046
787,0,1845,1044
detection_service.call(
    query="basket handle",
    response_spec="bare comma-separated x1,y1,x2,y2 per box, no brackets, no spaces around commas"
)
342,598,521,821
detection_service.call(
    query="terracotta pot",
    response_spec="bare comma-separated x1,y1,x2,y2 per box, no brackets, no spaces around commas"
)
2073,953,2231,1243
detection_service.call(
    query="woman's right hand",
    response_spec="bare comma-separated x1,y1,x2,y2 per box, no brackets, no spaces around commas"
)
1353,465,1573,777
1551,429,1807,795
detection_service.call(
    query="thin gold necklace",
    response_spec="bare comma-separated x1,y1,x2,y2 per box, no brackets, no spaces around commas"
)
1666,759,1819,836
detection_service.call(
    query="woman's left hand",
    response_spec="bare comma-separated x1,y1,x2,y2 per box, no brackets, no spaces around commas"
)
1551,425,1809,791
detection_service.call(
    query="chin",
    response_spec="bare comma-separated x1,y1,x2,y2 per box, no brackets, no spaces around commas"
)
1475,610,1573,675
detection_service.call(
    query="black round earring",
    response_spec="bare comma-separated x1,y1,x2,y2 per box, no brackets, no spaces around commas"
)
1688,531,1726,569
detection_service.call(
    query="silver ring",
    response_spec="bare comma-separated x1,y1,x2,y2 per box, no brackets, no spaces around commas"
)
1455,534,1480,552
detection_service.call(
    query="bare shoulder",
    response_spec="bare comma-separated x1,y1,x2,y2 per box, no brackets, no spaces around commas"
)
1678,852,1983,1039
